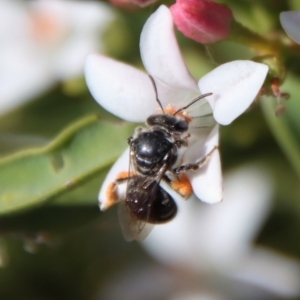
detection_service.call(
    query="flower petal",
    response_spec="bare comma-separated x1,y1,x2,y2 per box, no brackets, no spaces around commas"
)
142,163,274,273
232,247,300,298
53,1,115,79
140,5,198,94
198,60,268,125
0,45,53,115
141,198,202,270
184,125,222,204
194,164,273,269
280,11,300,44
85,54,158,122
98,147,130,210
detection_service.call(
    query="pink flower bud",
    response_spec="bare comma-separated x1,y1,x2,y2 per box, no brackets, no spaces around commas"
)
170,0,233,44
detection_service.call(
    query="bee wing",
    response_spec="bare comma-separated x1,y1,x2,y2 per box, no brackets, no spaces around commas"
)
117,200,154,242
118,141,158,241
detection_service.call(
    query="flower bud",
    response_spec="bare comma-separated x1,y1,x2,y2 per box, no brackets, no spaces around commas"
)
170,0,232,44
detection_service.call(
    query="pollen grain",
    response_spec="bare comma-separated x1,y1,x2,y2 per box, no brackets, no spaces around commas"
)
171,174,193,198
104,182,119,210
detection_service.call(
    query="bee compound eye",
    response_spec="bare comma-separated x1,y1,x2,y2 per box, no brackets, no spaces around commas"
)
147,115,188,133
174,119,188,132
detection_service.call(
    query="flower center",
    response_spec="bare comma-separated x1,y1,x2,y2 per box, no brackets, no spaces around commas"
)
29,10,64,45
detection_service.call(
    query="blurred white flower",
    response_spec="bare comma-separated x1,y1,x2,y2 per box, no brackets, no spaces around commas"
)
280,11,300,44
139,164,300,299
0,0,115,115
85,6,268,212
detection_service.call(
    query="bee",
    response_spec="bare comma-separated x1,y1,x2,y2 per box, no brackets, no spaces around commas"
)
105,76,216,241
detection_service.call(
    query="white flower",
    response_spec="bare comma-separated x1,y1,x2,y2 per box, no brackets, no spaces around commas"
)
280,11,300,44
141,164,300,299
85,5,268,209
0,0,115,115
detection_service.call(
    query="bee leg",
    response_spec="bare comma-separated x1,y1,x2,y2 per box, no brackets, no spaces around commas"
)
168,174,193,199
174,139,187,148
103,172,133,211
104,182,120,210
181,133,190,147
173,146,218,174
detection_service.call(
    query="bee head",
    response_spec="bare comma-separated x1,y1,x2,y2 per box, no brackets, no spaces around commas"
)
146,114,188,133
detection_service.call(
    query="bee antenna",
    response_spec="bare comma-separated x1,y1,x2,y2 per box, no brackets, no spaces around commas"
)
148,75,165,114
173,93,213,116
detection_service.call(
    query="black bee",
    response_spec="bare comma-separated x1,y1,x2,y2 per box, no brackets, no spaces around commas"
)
106,76,215,241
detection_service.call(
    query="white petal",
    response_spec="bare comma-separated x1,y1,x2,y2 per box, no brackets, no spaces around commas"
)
232,247,300,298
140,6,198,95
0,0,28,41
280,11,300,44
85,54,158,122
0,45,53,115
184,125,223,204
0,1,53,114
141,198,203,270
30,0,114,31
55,37,96,79
52,1,115,79
0,0,116,115
98,148,130,210
194,164,273,270
171,291,225,300
198,61,268,125
142,163,274,274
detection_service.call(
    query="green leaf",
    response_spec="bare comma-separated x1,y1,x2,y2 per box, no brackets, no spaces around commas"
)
0,115,136,216
51,167,111,206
